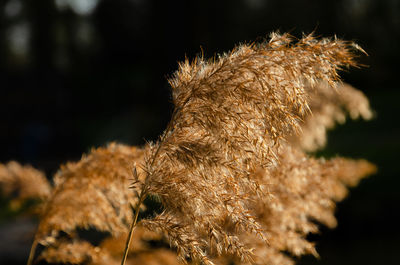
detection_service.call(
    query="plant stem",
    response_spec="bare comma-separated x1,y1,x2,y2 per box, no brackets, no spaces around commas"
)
120,190,147,265
27,239,37,265
120,105,179,265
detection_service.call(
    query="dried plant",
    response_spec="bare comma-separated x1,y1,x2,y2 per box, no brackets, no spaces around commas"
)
0,161,51,212
15,32,376,265
37,228,173,265
291,81,373,151
234,145,375,265
27,143,148,265
35,143,145,240
37,239,102,264
134,33,375,265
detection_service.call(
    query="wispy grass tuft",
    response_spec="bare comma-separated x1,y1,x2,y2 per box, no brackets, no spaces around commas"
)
0,32,376,265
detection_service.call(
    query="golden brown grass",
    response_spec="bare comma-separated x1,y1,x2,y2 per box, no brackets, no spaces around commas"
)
0,161,51,213
134,32,375,265
0,32,377,265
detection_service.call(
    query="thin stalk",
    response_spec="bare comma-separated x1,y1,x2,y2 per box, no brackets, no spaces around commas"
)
120,190,147,265
27,239,38,265
121,106,180,265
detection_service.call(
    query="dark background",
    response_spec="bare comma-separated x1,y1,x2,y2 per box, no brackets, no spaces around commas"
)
0,0,399,264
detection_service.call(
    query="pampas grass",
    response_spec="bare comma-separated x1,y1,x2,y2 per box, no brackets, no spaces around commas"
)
0,32,376,265
133,32,375,265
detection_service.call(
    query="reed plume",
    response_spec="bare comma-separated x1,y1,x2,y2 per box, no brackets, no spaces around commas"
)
0,161,51,212
35,143,145,241
20,32,376,265
136,33,375,265
24,143,149,265
291,81,373,151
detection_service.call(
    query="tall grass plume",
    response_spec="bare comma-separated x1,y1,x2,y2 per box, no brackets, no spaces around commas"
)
0,32,376,265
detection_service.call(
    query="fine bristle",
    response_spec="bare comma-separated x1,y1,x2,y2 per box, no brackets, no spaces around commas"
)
135,33,374,264
35,143,146,244
19,33,376,265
